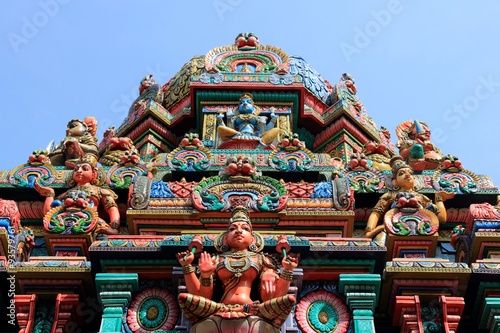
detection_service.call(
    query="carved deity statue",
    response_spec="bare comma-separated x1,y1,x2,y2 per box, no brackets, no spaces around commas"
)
364,156,454,240
396,120,443,171
177,207,298,333
217,93,279,149
35,153,119,235
48,117,99,168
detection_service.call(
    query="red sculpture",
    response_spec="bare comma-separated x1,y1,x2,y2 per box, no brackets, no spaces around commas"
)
35,153,119,235
176,207,298,333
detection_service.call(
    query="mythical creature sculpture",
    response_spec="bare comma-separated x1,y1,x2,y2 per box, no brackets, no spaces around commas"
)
128,74,164,120
14,227,35,262
35,153,119,235
396,120,443,172
99,136,140,166
48,117,99,168
177,207,298,333
0,199,35,261
217,93,279,149
235,32,259,50
220,156,259,179
362,139,392,171
364,156,455,240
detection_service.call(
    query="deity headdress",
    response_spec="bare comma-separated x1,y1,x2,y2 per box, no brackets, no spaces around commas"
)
239,92,254,102
68,153,103,187
390,155,411,179
214,206,264,253
229,206,252,228
67,117,98,137
76,153,98,169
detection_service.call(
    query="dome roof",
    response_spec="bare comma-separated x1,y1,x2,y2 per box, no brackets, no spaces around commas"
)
162,33,333,111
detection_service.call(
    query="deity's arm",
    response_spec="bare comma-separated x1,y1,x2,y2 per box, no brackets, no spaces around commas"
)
434,191,455,224
34,182,55,214
225,109,235,128
259,266,279,301
70,133,98,152
100,189,120,226
274,255,298,298
364,193,392,238
181,251,215,299
365,211,385,238
264,112,277,131
259,254,298,300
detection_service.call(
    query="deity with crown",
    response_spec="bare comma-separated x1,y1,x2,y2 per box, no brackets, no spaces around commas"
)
216,93,280,149
364,156,455,241
396,119,443,171
48,117,100,168
35,153,119,235
177,207,298,333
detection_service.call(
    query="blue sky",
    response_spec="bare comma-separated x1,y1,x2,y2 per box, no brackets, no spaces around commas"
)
1,1,499,186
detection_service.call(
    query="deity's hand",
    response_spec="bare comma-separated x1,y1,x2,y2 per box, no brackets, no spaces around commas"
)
281,255,298,271
258,116,267,124
177,251,194,267
34,182,55,198
63,136,79,143
226,109,234,118
198,251,216,277
270,112,277,121
435,191,455,202
97,223,119,235
260,269,279,298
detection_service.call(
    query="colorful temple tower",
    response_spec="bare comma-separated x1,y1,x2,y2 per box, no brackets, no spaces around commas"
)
0,33,499,333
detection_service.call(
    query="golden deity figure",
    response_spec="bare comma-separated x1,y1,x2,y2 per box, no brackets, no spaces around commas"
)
364,156,455,241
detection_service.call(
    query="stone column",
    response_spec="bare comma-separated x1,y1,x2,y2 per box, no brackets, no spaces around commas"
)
339,274,381,333
95,273,139,333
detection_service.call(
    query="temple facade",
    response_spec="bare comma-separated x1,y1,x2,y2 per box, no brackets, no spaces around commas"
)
1,33,499,333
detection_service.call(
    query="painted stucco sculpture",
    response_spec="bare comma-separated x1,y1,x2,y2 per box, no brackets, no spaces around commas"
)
217,93,279,149
364,156,455,240
35,153,119,235
176,207,298,333
48,117,99,168
1,33,499,332
396,120,443,172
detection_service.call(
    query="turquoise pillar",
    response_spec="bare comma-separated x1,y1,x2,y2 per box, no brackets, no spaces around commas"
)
339,274,381,333
95,273,139,333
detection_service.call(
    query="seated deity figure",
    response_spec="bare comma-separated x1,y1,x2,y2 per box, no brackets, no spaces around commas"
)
396,120,443,171
217,93,279,149
35,153,119,235
177,207,298,333
364,156,454,240
49,117,99,168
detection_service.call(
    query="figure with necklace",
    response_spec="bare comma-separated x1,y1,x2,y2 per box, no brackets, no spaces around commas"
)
48,117,99,168
217,93,279,149
35,153,119,235
177,207,298,333
364,156,454,240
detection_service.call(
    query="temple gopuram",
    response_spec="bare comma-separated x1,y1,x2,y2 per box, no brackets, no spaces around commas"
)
1,33,499,333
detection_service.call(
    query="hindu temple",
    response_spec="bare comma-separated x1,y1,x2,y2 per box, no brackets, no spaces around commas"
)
1,33,499,333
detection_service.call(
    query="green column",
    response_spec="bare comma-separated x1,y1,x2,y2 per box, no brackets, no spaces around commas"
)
95,273,139,333
339,274,381,333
